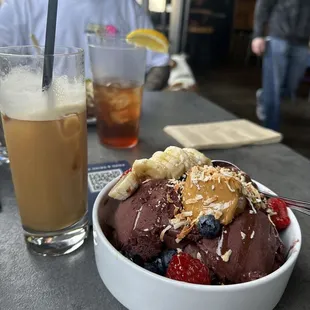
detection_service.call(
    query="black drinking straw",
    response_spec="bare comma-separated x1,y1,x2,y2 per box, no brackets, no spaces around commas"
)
42,0,58,90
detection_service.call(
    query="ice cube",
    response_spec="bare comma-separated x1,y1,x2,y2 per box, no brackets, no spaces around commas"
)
109,94,131,110
60,113,81,138
110,109,131,124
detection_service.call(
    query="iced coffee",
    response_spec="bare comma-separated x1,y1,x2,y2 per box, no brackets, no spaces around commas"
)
2,109,87,232
93,79,143,148
0,115,9,164
0,46,88,256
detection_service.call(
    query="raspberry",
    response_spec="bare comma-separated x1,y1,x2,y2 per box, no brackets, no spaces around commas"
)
122,168,132,176
166,253,211,285
268,198,291,231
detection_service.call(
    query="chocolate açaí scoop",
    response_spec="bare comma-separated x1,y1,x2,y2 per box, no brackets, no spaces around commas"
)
184,210,286,284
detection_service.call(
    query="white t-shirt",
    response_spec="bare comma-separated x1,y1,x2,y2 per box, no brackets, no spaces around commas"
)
0,0,169,78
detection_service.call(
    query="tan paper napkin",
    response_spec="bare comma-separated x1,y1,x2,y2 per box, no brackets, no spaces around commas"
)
164,119,283,150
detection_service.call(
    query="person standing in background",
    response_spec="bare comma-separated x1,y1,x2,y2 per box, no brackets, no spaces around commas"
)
252,0,310,131
0,0,170,91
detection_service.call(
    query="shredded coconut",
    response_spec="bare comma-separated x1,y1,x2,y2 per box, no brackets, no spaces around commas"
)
221,249,232,262
166,183,175,188
182,211,193,217
203,196,218,206
173,220,188,229
195,194,203,200
267,208,277,216
225,180,236,192
133,206,143,230
216,230,225,256
268,214,276,227
247,198,258,214
185,198,199,204
166,193,174,203
160,225,172,242
250,231,255,239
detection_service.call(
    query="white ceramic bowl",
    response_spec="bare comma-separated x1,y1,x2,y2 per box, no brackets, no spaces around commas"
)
92,178,302,310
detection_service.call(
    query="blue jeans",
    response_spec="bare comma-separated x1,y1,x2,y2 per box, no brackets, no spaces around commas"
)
261,37,309,131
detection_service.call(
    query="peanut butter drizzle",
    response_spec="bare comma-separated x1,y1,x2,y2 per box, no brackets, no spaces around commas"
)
182,166,242,225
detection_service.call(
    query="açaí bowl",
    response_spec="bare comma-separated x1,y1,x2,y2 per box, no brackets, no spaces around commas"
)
92,177,301,310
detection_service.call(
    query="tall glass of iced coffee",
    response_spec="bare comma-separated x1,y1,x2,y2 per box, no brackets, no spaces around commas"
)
0,46,88,255
88,35,146,148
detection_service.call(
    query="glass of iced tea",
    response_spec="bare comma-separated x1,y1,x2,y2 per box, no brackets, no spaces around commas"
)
88,35,146,148
0,46,88,256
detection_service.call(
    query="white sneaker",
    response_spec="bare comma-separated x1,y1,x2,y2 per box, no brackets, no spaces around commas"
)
256,89,266,121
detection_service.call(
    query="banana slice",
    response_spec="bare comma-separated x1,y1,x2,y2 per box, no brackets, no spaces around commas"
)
152,150,185,179
152,151,176,173
109,147,212,201
184,148,212,166
164,146,187,178
132,158,167,180
108,170,139,200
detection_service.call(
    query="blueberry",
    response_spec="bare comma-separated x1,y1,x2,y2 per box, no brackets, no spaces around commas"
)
160,249,177,271
144,249,177,275
144,262,159,273
144,259,164,275
131,254,145,267
143,257,164,275
197,215,221,239
179,174,187,181
121,251,144,267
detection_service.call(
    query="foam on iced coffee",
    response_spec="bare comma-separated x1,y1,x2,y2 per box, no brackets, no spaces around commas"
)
0,68,85,121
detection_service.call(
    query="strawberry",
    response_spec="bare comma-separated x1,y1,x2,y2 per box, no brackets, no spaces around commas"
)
268,198,291,231
166,252,211,285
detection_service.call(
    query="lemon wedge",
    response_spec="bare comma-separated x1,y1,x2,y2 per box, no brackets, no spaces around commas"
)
126,29,169,53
